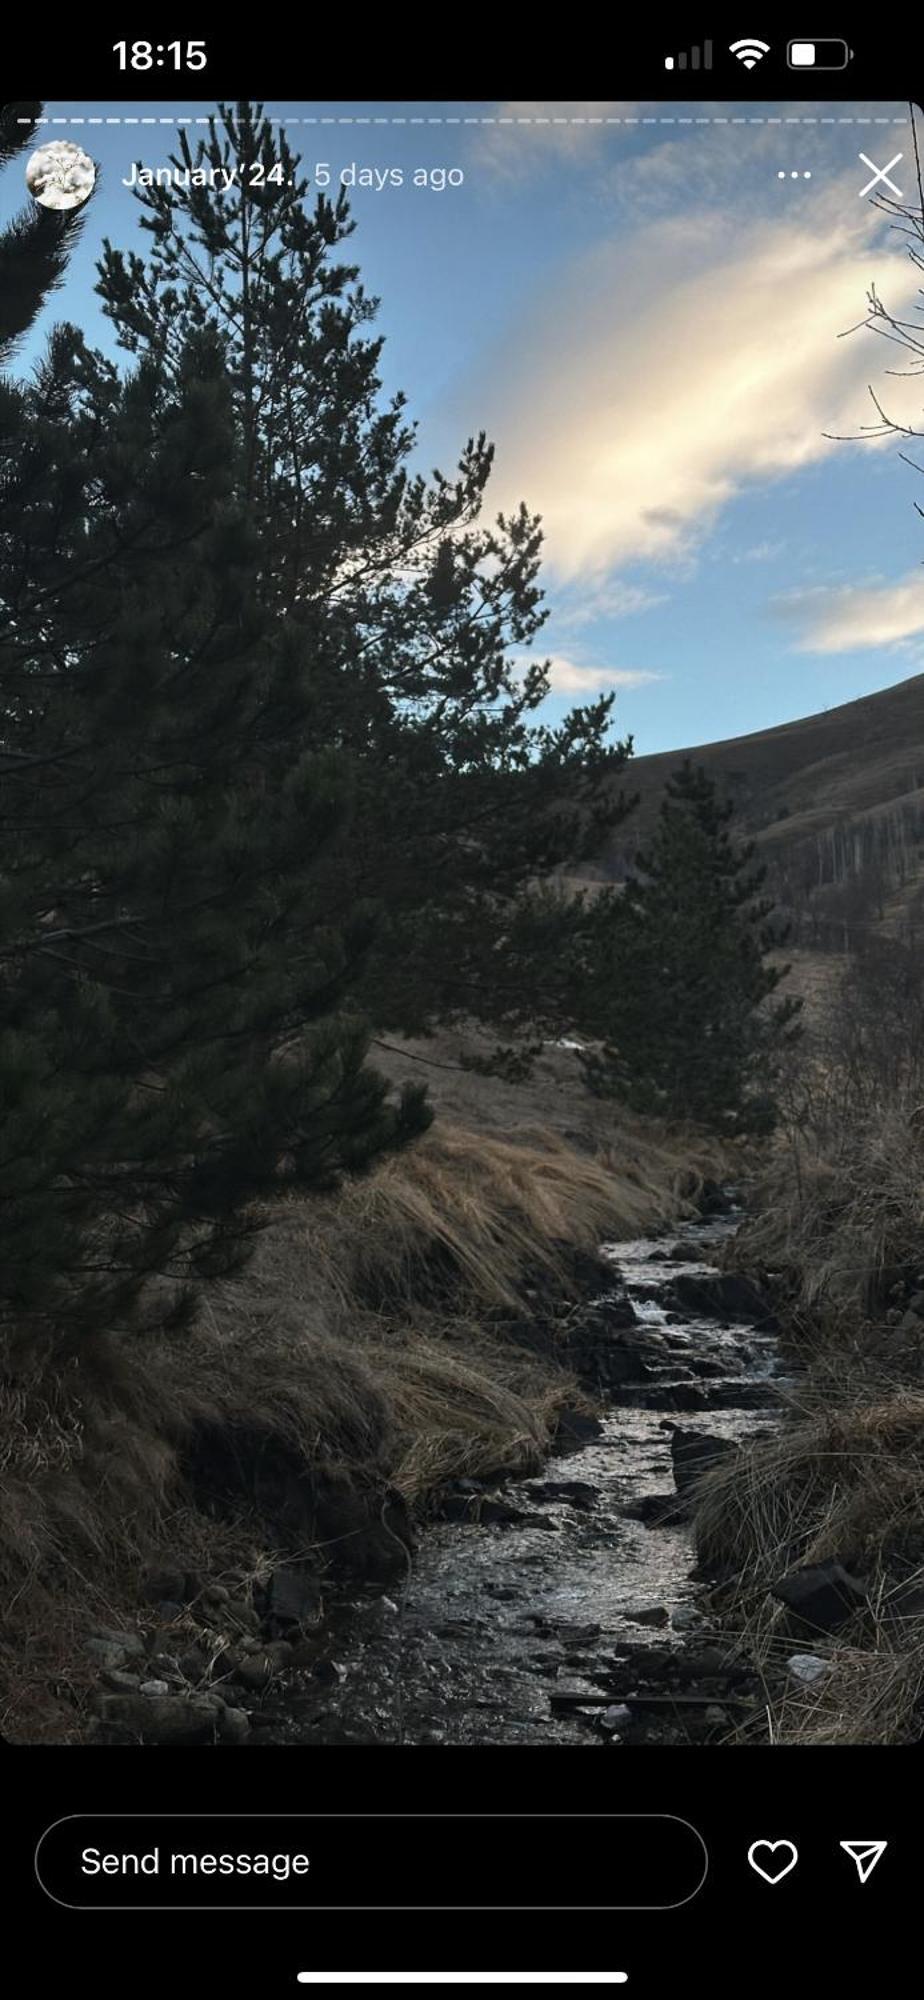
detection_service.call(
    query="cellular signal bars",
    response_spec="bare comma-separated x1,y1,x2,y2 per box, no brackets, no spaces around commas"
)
664,42,713,71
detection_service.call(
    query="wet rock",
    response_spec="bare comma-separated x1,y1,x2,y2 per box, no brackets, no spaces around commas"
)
178,1647,211,1685
358,1596,399,1634
671,1606,703,1633
625,1606,670,1628
85,1638,131,1671
92,1692,226,1745
233,1642,294,1692
216,1705,251,1744
611,1644,675,1681
101,1668,143,1693
90,1626,146,1658
140,1679,171,1697
439,1492,479,1521
568,1248,622,1293
267,1565,323,1633
597,1292,642,1330
554,1408,605,1450
312,1658,343,1685
665,1270,776,1328
316,1477,414,1583
672,1648,733,1682
478,1498,534,1526
147,1652,182,1677
697,1180,736,1218
224,1597,260,1634
522,1479,598,1510
787,1653,831,1685
670,1428,738,1495
284,1638,325,1671
599,1703,633,1734
622,1492,686,1525
771,1559,868,1634
563,1333,651,1388
645,1382,712,1412
702,1380,782,1411
200,1583,231,1612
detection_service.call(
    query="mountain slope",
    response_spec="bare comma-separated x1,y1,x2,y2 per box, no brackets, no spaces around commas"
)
598,672,924,947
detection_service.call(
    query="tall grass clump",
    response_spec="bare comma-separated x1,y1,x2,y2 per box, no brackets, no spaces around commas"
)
1,1111,707,1739
694,939,924,1742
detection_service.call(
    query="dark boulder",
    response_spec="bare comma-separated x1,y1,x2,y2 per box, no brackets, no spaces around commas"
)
522,1479,598,1510
554,1408,605,1452
696,1180,736,1218
670,1428,738,1494
267,1565,323,1634
771,1559,868,1634
666,1270,777,1327
141,1567,189,1606
622,1491,687,1525
91,1692,227,1745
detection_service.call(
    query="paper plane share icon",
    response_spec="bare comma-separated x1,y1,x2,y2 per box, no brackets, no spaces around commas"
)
840,1840,888,1883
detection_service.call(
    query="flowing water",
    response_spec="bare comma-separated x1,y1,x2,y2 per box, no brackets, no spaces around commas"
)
260,1206,785,1746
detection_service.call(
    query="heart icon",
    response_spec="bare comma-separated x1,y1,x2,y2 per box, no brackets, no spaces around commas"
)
748,1839,799,1884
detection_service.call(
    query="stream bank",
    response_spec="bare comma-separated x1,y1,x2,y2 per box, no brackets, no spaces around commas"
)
231,1198,790,1747
87,1191,800,1747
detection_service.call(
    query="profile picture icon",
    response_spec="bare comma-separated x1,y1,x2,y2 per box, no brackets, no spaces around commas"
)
26,139,95,211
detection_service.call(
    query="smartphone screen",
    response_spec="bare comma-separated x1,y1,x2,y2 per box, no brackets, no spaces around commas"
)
2,27,922,2000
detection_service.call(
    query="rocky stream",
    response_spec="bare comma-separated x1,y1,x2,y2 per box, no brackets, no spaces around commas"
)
87,1194,816,1747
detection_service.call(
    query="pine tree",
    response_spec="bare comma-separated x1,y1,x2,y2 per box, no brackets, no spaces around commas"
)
0,104,94,368
94,103,633,1041
0,324,429,1356
583,762,801,1128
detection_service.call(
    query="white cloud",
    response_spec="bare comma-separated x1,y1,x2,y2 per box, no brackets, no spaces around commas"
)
543,655,665,693
776,570,924,652
469,191,922,583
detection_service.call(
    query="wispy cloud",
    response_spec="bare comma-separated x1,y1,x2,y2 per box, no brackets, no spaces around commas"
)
468,189,921,583
552,578,667,628
775,570,924,652
732,539,787,565
543,655,665,694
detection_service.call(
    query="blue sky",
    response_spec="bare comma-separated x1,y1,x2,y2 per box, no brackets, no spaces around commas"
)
4,97,923,754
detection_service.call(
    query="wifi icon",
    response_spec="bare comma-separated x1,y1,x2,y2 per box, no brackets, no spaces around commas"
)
730,37,771,69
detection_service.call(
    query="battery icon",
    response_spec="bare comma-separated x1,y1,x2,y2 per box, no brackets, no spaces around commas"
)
788,38,853,68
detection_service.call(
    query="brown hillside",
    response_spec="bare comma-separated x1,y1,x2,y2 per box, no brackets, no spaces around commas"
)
599,672,924,949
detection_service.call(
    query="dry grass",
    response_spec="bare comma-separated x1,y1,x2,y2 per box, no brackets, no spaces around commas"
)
693,1353,924,1743
307,1119,707,1313
772,1627,924,1745
695,1394,924,1589
733,1097,924,1338
1,1105,710,1741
